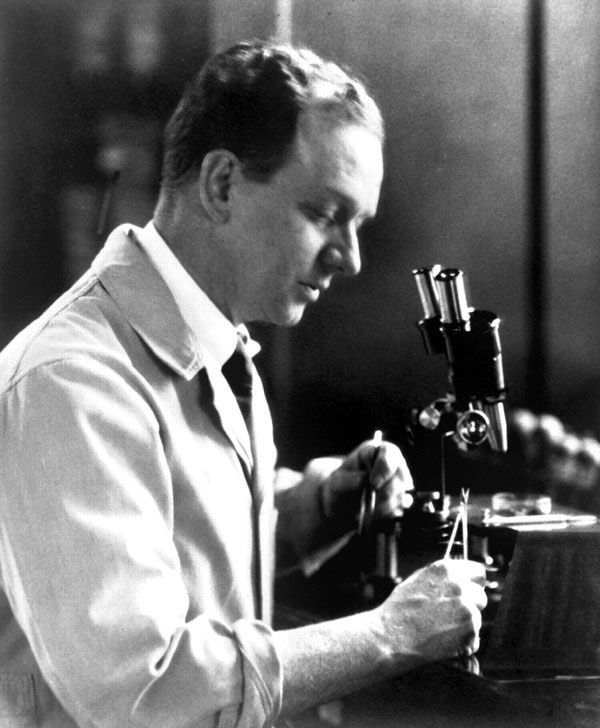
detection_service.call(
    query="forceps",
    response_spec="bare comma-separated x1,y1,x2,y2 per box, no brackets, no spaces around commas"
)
444,488,470,559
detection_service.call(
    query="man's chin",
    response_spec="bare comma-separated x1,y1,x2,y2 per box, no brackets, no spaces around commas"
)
274,314,304,328
251,302,308,328
274,303,307,328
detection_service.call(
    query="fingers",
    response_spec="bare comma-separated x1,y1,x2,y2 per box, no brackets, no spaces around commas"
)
432,556,487,588
327,439,414,523
448,619,481,662
467,580,488,613
440,573,487,614
376,475,414,517
340,437,413,493
416,558,488,631
362,440,415,517
437,563,486,659
366,441,413,490
429,567,487,617
380,557,488,666
320,467,369,525
456,626,479,658
457,618,481,658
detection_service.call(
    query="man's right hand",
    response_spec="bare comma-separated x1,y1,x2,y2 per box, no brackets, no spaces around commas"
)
274,558,487,717
373,559,487,666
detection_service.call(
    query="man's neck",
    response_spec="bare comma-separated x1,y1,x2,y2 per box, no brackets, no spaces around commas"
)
153,191,239,326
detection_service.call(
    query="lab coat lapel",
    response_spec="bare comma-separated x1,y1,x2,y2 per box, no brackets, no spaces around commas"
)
207,363,275,621
205,364,254,482
247,373,277,624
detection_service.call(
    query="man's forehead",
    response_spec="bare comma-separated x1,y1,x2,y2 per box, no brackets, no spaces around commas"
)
293,112,382,172
288,113,383,208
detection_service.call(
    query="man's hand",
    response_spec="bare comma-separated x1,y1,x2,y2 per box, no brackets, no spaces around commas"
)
373,558,487,665
274,557,488,718
317,437,415,529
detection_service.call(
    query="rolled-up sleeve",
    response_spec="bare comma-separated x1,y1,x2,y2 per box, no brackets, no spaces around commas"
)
0,357,282,728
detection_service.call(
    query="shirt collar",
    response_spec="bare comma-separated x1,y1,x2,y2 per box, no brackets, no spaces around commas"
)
136,221,259,368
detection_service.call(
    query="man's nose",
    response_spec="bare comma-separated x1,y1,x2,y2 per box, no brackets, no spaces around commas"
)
323,224,362,277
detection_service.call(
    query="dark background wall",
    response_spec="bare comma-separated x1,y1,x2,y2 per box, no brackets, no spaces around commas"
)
545,1,600,432
281,0,529,466
1,0,599,473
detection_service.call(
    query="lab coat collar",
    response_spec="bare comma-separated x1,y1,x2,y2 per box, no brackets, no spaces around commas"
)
91,225,203,379
92,224,261,380
136,221,244,369
91,224,255,469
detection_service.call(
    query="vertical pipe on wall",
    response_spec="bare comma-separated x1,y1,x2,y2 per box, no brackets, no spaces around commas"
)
274,0,292,43
269,0,293,432
0,8,6,344
526,0,548,410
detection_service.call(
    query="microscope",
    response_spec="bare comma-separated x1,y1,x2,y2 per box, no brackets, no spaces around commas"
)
351,266,600,680
360,267,600,681
361,265,509,601
411,265,508,455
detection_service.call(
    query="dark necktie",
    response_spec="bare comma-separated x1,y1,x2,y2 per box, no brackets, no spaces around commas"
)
222,335,253,422
222,336,262,619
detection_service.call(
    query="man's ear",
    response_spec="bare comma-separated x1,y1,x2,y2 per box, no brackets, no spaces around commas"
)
198,149,239,223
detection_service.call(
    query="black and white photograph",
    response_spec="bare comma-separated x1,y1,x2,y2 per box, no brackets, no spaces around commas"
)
0,2,599,726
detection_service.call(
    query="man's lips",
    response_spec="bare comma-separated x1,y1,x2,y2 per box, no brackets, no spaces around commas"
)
299,282,320,302
299,281,330,302
300,279,329,293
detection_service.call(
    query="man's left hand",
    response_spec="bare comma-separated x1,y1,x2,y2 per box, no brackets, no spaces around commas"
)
317,438,415,529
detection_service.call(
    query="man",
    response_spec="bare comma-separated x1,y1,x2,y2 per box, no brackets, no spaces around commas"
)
0,40,486,727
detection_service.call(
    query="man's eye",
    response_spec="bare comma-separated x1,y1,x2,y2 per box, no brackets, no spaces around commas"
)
303,205,336,226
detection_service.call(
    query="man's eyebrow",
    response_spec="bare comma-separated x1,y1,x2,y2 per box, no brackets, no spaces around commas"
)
321,187,377,220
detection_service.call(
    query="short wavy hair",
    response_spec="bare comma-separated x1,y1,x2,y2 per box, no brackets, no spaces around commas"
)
161,39,384,188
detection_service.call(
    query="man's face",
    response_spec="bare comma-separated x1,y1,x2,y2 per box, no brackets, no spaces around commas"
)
223,113,384,326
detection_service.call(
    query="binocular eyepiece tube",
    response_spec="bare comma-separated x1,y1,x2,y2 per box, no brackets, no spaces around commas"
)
412,265,508,453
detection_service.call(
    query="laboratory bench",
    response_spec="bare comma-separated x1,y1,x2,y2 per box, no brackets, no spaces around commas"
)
274,495,600,728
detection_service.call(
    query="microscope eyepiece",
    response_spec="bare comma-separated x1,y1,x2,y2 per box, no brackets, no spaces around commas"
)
412,266,442,319
434,268,470,325
413,264,508,453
